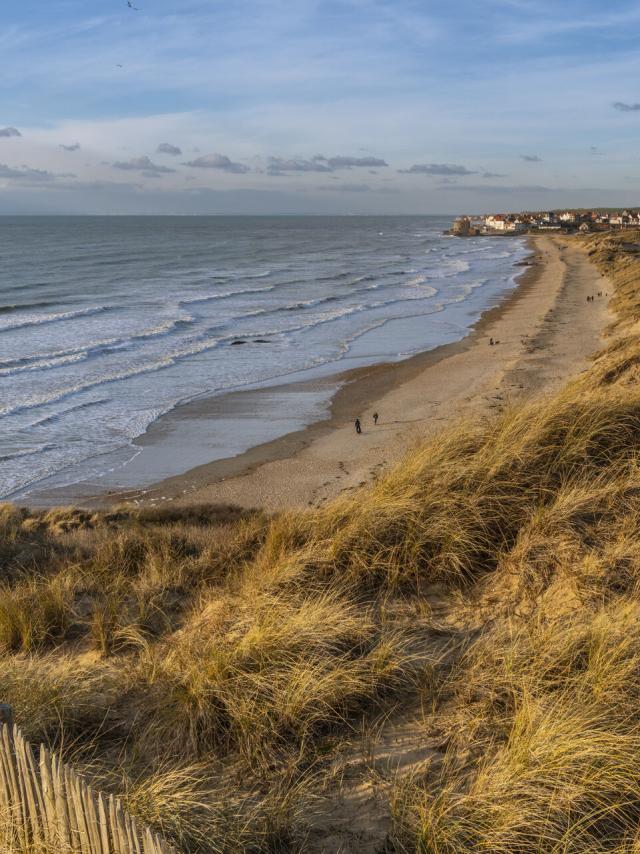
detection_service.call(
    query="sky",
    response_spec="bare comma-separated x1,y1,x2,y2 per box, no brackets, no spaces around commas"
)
2,0,640,214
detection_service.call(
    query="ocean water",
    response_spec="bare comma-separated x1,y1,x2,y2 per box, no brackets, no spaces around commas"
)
0,216,528,500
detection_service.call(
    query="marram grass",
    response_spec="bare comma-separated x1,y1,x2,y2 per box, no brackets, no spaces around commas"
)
2,231,640,850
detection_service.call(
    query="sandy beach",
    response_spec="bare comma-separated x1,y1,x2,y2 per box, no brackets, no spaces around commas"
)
88,234,609,513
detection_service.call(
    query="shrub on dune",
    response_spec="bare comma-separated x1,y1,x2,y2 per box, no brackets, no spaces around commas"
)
393,603,640,853
134,588,413,763
0,653,121,747
0,574,76,652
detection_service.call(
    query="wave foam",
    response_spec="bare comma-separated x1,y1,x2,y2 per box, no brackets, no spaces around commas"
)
0,306,108,334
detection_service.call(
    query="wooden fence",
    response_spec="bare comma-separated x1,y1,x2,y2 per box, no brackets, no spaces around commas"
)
0,709,177,853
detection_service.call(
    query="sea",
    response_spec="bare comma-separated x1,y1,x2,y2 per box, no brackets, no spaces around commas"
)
0,216,528,502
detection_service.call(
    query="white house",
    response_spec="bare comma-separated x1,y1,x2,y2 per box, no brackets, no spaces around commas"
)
485,215,508,231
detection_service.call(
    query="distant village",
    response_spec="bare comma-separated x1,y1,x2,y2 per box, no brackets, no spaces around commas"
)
450,209,640,236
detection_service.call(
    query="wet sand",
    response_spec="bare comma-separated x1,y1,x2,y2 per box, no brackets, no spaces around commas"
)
39,236,611,512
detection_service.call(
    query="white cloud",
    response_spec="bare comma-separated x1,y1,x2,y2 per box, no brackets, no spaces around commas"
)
398,163,477,175
317,155,388,168
157,142,182,155
0,162,73,185
266,156,332,175
112,155,176,176
183,153,250,173
613,102,640,112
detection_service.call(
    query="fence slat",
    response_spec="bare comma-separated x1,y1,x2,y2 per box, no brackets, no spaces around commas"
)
12,727,36,844
109,794,125,854
65,765,84,853
85,783,105,854
143,827,156,854
24,733,47,830
124,811,138,854
52,752,72,850
39,744,58,844
16,727,46,843
131,815,144,854
115,798,131,853
97,791,112,853
0,735,14,842
0,724,27,849
73,772,94,854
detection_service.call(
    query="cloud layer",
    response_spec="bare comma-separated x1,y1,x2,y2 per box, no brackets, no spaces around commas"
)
112,156,176,176
613,102,640,112
267,157,332,175
184,153,250,173
398,163,477,175
5,1,640,212
0,162,75,185
318,155,388,169
157,143,182,155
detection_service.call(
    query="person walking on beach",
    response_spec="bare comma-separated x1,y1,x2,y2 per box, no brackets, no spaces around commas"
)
355,418,362,434
373,412,379,425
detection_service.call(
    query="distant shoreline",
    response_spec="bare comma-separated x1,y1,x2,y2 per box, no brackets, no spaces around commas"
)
22,236,526,508
102,235,608,512
28,234,611,512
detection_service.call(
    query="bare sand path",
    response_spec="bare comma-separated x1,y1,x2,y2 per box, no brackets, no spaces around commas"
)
134,236,609,513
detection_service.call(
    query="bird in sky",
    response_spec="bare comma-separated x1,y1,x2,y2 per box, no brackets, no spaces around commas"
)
126,1,140,9
116,63,123,67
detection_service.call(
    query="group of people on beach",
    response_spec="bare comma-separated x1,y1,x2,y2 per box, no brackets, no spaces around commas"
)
586,291,607,302
355,412,378,434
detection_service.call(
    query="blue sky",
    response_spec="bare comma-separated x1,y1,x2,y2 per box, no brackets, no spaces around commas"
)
2,0,640,213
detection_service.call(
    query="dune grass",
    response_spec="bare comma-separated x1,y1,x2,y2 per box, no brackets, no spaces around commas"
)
392,601,640,853
2,231,640,850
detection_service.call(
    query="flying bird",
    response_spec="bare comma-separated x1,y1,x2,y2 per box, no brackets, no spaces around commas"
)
116,63,123,67
126,1,140,9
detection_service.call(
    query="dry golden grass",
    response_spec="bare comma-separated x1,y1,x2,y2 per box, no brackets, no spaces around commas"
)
385,230,640,853
4,231,640,850
392,602,640,853
0,653,120,747
134,587,413,765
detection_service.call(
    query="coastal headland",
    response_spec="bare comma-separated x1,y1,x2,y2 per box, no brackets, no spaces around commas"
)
100,235,610,512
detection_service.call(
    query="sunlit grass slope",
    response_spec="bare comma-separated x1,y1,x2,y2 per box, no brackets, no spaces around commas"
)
2,230,640,852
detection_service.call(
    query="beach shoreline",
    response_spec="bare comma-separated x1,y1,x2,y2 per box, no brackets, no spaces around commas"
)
29,235,610,512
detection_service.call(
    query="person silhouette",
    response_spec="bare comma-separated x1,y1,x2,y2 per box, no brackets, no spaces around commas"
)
355,418,362,434
373,412,379,425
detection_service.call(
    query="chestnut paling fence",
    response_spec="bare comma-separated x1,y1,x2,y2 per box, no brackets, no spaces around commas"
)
0,711,176,853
